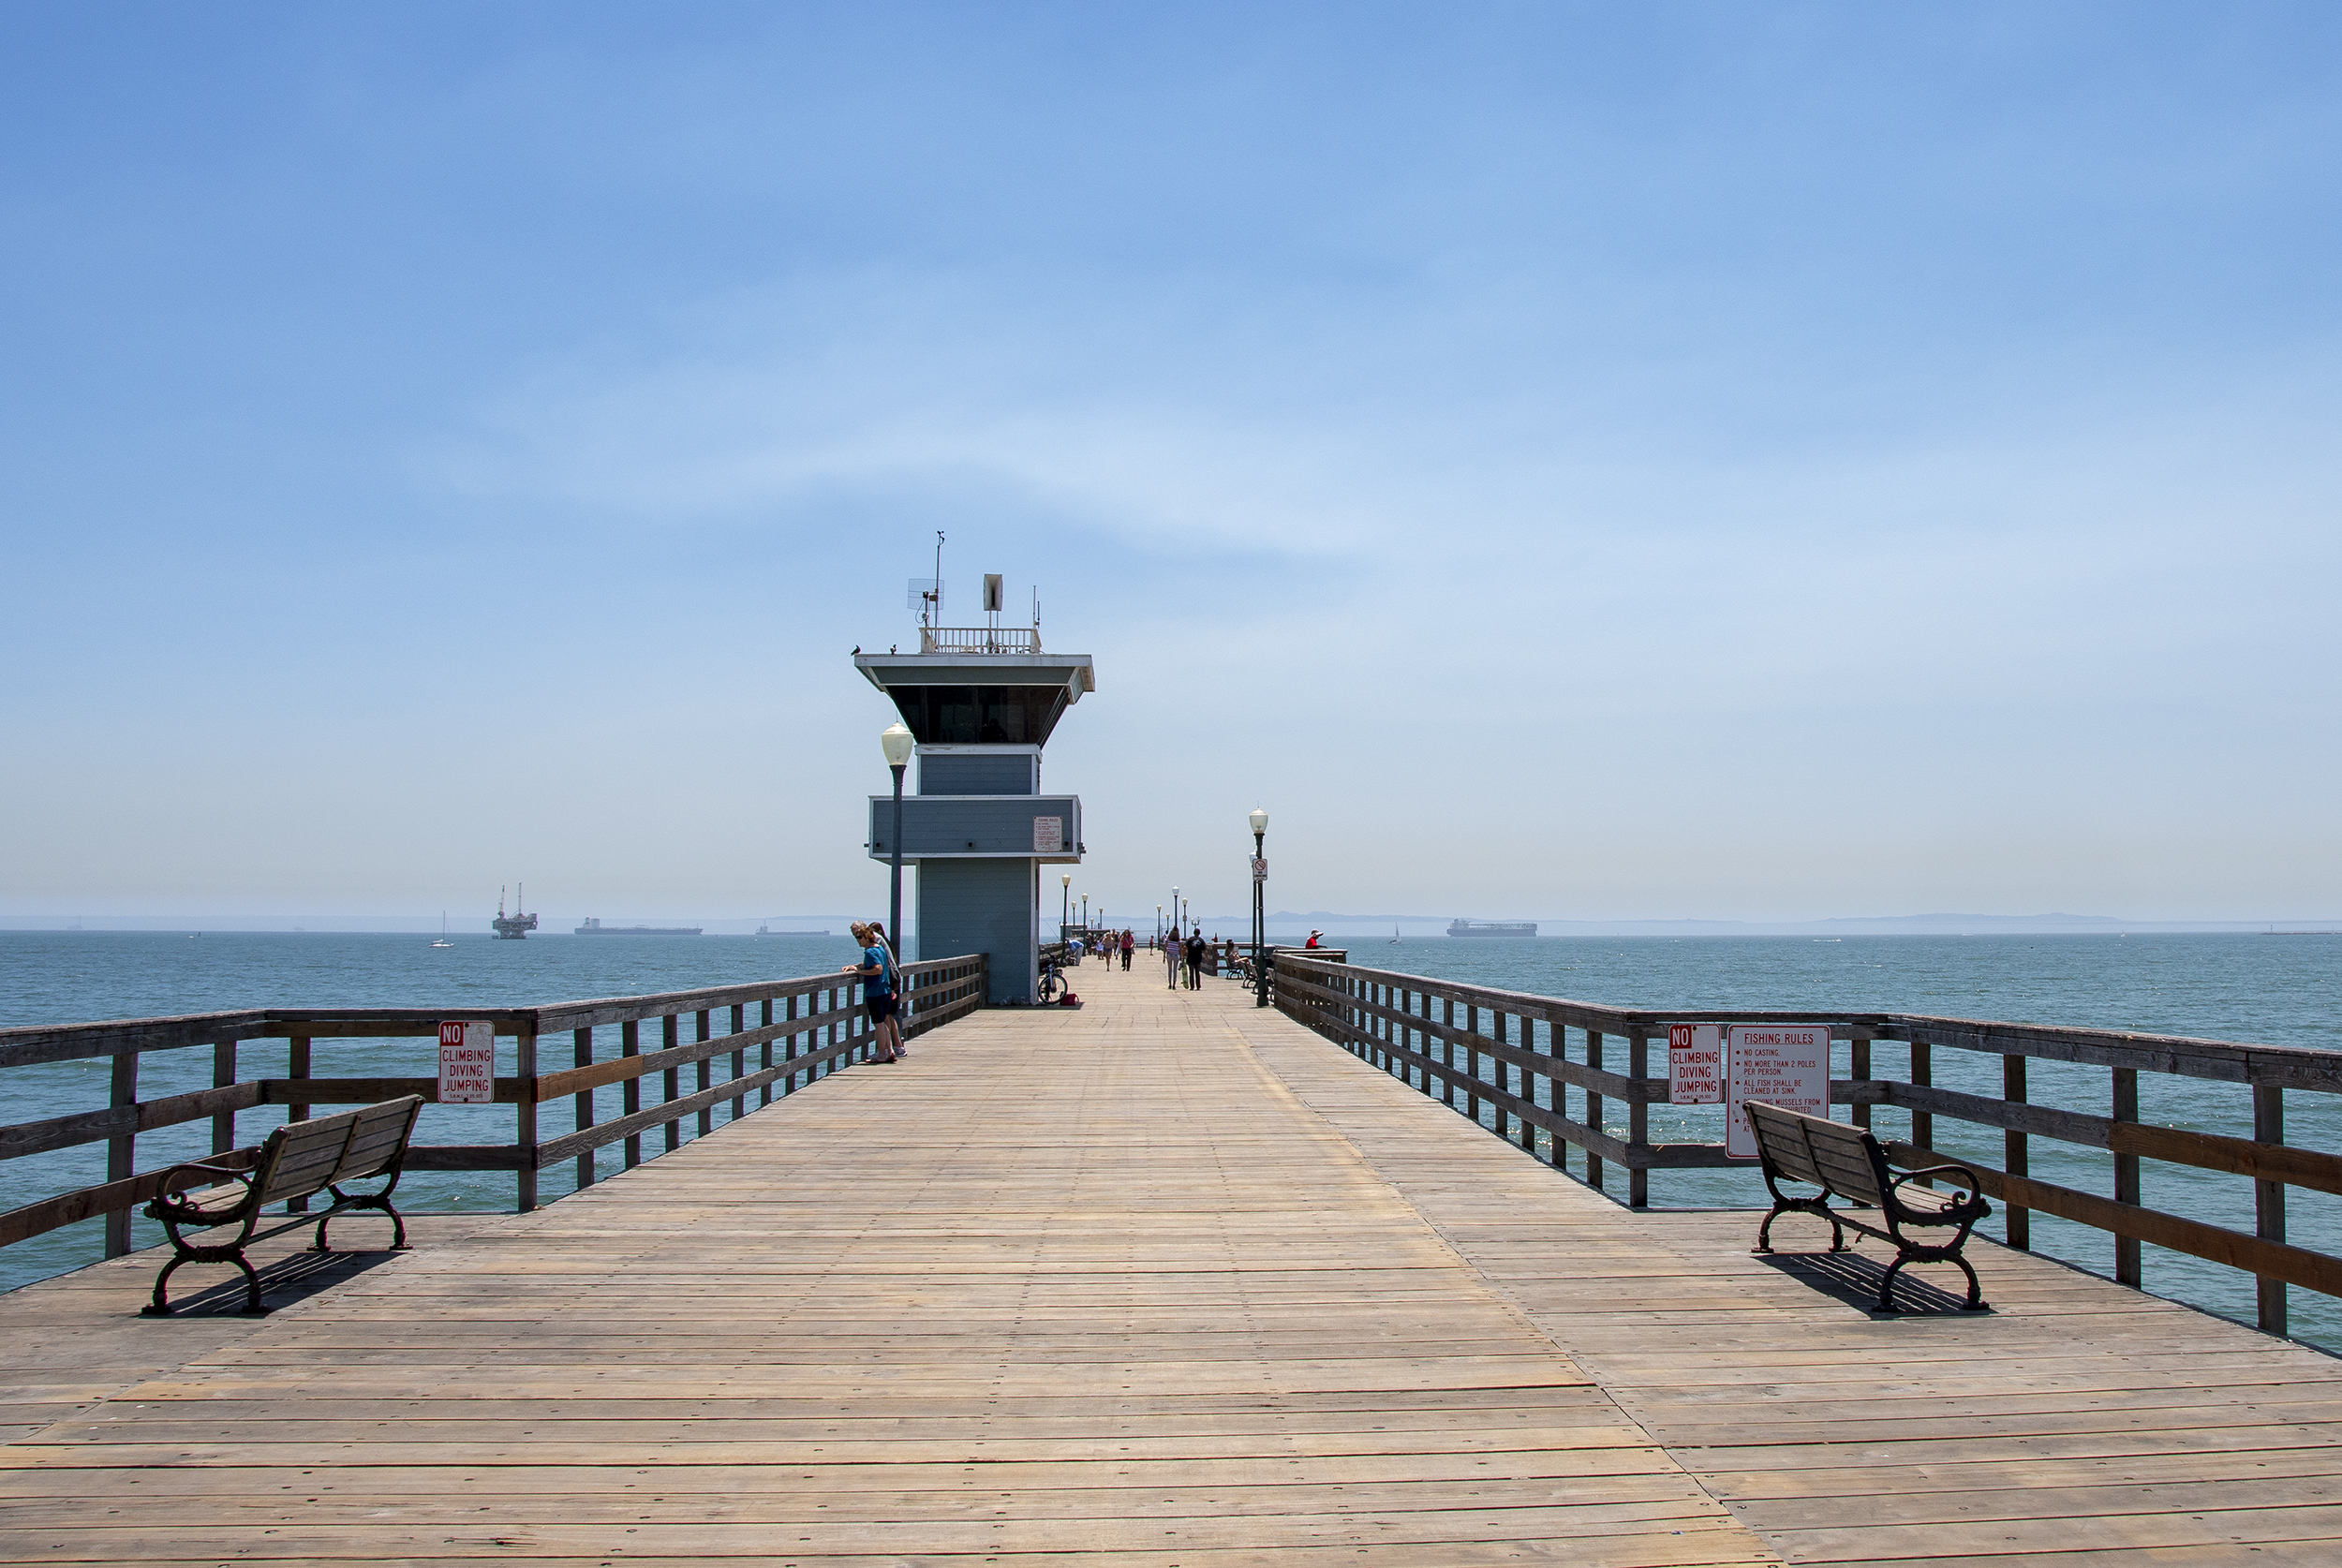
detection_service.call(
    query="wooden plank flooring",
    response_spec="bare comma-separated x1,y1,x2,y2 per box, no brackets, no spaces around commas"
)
2,959,2336,1565
1229,997,2342,1566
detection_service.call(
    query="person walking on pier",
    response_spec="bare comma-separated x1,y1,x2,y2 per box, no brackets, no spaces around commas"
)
1120,929,1134,970
843,921,903,1062
1184,929,1206,989
1165,925,1181,990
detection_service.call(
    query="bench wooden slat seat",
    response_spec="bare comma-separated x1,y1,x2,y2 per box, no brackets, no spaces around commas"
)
141,1096,424,1317
1744,1100,1993,1312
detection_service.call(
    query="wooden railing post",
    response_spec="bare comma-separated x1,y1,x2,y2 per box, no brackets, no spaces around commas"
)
1585,1030,1604,1192
662,1014,681,1151
211,1041,237,1156
2113,1066,2141,1286
732,1003,748,1121
286,1036,312,1211
1549,1024,1567,1173
514,1028,538,1213
1493,1012,1510,1142
758,998,774,1109
2003,1054,2029,1250
102,1048,138,1258
781,994,798,1095
572,1028,596,1191
1849,1033,1872,1132
1909,1042,1933,1186
1628,1030,1649,1208
1443,998,1456,1106
2255,1084,2287,1336
621,1019,642,1168
1465,1005,1481,1127
695,1009,714,1137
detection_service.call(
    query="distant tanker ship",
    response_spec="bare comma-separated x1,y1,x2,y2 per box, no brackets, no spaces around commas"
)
1447,919,1537,938
575,918,704,937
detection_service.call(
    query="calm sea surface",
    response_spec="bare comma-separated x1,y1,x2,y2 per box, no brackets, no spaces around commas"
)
4,930,2337,1350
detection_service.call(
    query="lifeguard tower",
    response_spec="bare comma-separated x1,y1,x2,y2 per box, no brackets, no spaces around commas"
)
854,574,1092,1004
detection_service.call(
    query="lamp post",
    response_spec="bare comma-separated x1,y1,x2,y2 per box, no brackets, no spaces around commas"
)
1249,806,1268,1007
1060,873,1071,942
880,724,915,959
1080,895,1088,935
1155,905,1162,942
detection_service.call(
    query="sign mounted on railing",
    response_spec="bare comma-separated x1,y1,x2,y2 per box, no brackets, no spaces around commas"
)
1725,1024,1829,1158
1033,816,1064,853
437,1021,495,1104
1668,1024,1722,1103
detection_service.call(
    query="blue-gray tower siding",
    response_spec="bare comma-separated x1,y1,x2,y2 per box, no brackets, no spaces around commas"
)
917,858,1038,1004
919,750,1038,795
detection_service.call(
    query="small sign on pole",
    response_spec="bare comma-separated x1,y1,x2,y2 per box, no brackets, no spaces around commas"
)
437,1020,496,1104
1251,857,1267,882
1668,1024,1722,1103
1032,815,1064,854
1724,1024,1830,1159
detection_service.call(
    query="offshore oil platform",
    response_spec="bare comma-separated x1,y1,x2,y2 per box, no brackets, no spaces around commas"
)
491,884,538,939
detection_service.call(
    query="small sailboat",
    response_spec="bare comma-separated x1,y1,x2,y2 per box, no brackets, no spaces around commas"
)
1389,924,1401,944
432,911,453,948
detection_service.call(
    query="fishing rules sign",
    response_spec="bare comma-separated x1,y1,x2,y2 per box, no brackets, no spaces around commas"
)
437,1021,495,1104
1724,1024,1830,1158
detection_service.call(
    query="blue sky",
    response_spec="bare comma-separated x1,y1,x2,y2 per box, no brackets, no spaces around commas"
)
4,3,2336,928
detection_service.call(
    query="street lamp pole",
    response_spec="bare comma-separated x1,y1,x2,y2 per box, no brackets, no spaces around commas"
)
1060,873,1071,942
881,724,915,961
1248,807,1268,1008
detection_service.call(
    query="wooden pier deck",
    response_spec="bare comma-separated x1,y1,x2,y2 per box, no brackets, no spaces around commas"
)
4,960,2340,1565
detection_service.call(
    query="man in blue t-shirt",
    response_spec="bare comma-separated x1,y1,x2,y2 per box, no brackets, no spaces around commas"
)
843,921,905,1061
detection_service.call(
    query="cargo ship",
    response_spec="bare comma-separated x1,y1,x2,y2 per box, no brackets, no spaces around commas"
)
1447,919,1537,938
574,918,703,937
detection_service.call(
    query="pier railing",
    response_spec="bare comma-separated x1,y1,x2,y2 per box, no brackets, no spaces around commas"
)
0,954,986,1263
1274,953,2342,1335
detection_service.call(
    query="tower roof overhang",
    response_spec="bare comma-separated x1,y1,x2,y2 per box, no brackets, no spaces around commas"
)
854,651,1095,747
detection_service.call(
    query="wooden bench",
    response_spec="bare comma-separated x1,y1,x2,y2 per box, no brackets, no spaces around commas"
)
1744,1099,1993,1312
141,1096,424,1317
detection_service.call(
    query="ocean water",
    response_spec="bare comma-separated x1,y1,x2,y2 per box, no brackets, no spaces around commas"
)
4,929,2338,1351
1337,932,2342,1350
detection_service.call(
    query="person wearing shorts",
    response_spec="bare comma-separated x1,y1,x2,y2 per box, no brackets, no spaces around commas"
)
843,921,904,1061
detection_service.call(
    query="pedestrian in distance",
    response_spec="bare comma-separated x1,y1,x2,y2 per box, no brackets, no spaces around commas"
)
1165,925,1182,990
842,921,904,1062
1120,929,1134,970
1184,929,1205,989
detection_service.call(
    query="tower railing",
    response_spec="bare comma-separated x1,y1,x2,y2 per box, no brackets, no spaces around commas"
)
918,627,1042,654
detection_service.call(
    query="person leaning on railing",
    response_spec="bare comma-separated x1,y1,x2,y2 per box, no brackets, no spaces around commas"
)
843,921,905,1062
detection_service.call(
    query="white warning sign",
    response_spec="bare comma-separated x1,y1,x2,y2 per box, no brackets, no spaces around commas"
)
1668,1024,1722,1104
1725,1024,1830,1159
437,1020,496,1104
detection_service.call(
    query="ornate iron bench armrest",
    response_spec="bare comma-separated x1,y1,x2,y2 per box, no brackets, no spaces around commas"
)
145,1159,259,1224
1890,1163,1986,1205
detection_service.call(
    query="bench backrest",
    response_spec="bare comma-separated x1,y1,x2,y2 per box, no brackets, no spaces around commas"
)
253,1096,423,1206
330,1096,424,1186
1744,1101,1890,1207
